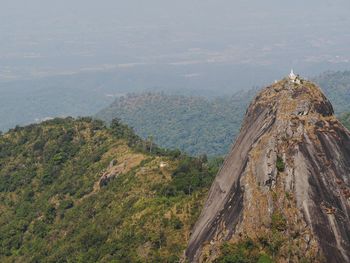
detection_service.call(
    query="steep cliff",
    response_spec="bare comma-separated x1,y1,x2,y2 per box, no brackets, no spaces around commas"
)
186,78,350,262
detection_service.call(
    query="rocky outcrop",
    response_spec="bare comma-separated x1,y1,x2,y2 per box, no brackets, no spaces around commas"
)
97,154,145,188
186,78,350,262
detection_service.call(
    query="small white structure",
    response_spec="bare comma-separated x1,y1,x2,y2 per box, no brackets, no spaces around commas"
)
160,161,168,168
288,69,301,84
289,69,297,81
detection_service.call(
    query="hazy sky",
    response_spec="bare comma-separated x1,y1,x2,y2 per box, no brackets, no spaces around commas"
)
1,0,350,90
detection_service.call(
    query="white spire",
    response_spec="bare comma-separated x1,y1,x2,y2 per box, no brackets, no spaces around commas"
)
289,69,297,81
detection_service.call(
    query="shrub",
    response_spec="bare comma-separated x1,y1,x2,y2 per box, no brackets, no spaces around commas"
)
59,199,74,210
170,217,183,230
258,254,273,263
276,156,285,172
45,205,57,224
271,211,287,231
215,240,259,263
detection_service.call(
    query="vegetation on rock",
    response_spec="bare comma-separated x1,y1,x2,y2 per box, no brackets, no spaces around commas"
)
275,156,285,173
186,79,350,262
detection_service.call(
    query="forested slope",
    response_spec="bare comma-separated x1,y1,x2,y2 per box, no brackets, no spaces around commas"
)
96,73,350,157
0,117,222,262
340,112,350,129
96,90,257,156
314,70,350,114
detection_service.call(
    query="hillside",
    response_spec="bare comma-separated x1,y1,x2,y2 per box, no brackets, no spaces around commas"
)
314,70,350,115
340,112,350,129
186,78,350,262
1,69,350,152
96,90,257,156
0,117,222,262
96,71,350,157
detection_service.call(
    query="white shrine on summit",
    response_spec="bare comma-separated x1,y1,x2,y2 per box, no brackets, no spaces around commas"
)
288,69,301,84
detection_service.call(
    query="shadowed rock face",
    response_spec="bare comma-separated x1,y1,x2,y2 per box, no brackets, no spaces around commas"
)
186,79,350,262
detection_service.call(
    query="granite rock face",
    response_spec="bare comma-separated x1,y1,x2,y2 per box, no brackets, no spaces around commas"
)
186,79,350,262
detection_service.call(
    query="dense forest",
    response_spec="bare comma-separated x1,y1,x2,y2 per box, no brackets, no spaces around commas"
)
313,71,350,115
0,117,223,262
96,71,350,156
96,90,257,156
340,112,350,129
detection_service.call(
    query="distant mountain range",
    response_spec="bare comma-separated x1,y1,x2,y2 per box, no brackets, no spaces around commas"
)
1,70,350,156
340,112,350,129
313,71,350,115
96,71,350,156
96,90,257,157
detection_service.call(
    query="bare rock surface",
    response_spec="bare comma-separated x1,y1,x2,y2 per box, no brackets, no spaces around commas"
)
186,78,350,262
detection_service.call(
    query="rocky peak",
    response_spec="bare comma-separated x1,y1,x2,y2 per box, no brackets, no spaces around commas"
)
186,78,350,262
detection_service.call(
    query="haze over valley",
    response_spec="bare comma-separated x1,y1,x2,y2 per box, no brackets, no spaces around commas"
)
2,0,350,93
1,1,350,262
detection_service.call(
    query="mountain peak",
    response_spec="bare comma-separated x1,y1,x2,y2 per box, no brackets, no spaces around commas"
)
259,78,334,117
186,79,350,262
